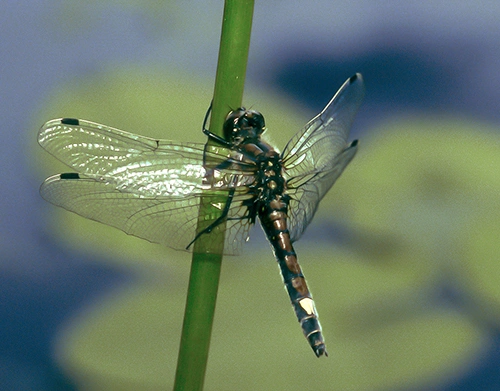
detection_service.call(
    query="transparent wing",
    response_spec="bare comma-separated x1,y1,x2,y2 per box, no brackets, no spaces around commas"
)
285,144,357,242
38,118,255,196
281,74,365,241
38,118,257,254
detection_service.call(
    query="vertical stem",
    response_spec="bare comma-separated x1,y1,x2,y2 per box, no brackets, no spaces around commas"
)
173,1,254,390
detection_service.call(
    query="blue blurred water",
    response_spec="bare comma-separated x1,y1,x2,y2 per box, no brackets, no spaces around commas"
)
2,1,499,389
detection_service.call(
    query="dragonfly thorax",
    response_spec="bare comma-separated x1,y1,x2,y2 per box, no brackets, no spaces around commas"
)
256,153,286,199
223,108,266,146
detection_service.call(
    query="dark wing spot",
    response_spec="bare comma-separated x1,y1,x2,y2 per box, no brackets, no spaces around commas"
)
60,173,80,180
61,118,80,125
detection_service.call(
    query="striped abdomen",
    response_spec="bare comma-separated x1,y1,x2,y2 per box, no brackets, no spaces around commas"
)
258,196,327,357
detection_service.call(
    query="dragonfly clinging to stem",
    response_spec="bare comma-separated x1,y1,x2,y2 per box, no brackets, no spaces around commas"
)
38,74,364,357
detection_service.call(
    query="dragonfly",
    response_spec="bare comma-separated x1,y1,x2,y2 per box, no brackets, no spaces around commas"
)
38,73,364,357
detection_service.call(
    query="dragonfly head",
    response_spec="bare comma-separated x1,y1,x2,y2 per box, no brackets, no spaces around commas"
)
223,108,266,146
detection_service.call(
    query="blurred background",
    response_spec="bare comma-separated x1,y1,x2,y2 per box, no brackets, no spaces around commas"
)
3,1,500,390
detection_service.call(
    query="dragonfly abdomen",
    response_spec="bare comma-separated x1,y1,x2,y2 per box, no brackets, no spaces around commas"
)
258,196,327,357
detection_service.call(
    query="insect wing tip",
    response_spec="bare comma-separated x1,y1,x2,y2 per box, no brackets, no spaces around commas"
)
350,73,363,83
38,118,67,147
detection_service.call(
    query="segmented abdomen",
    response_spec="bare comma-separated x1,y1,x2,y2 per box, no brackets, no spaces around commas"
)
258,196,327,357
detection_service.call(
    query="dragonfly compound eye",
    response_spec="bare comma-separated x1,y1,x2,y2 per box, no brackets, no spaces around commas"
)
241,110,265,135
223,108,266,142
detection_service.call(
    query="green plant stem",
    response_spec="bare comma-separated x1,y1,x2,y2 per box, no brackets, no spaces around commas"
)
173,1,254,391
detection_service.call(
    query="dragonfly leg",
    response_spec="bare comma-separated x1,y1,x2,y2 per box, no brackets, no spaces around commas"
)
202,99,213,131
202,100,233,147
185,188,236,250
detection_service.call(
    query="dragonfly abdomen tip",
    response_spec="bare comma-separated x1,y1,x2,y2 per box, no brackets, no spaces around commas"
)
314,344,328,358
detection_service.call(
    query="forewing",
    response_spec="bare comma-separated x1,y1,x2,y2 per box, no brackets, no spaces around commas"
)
38,118,245,197
281,74,364,241
38,118,257,254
